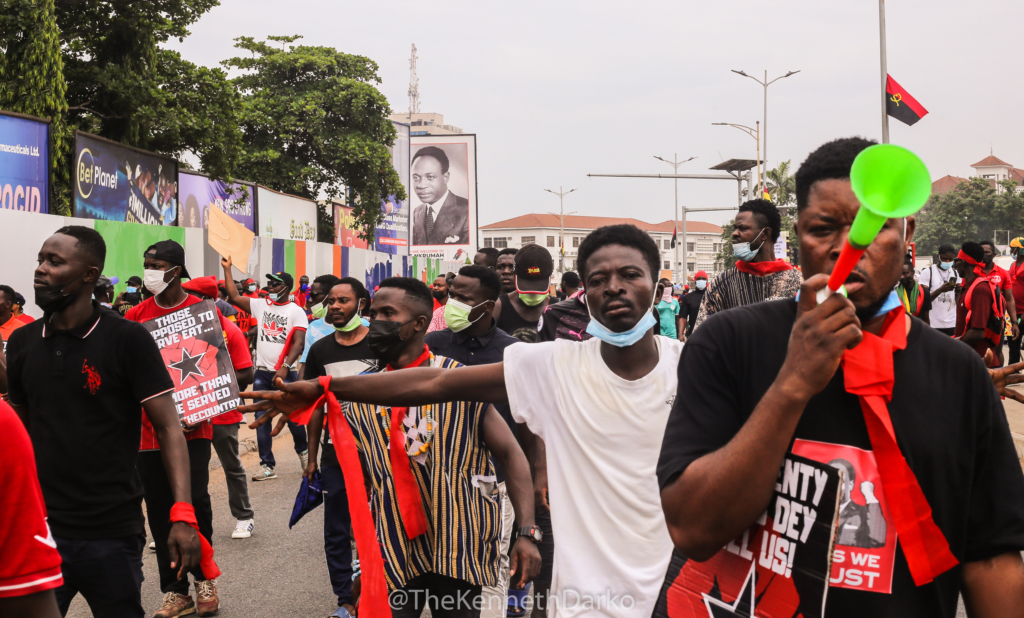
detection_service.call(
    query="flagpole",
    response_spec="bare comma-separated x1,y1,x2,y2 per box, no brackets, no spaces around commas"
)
879,0,890,144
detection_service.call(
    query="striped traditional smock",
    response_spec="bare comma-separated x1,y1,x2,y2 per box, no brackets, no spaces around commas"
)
343,353,502,591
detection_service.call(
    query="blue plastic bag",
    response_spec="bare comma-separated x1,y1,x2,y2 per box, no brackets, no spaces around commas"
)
289,470,324,528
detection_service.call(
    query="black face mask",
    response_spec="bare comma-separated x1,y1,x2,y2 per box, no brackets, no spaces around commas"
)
35,271,87,314
367,318,416,364
431,289,447,301
983,255,995,266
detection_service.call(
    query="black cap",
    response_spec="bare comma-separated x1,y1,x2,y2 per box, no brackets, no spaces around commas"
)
267,271,294,290
144,240,190,279
13,292,26,307
514,244,554,292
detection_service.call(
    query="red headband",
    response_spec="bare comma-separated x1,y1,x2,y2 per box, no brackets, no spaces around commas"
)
957,250,981,266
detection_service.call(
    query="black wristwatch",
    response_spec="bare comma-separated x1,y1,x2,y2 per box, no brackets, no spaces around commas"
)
517,525,543,543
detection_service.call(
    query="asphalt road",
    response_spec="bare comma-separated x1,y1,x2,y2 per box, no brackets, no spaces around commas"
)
67,425,342,617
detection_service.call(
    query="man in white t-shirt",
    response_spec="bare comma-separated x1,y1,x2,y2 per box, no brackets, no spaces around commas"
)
918,243,958,335
222,257,309,481
244,224,683,618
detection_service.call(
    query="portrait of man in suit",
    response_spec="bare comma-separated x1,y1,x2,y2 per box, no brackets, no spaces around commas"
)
829,457,887,549
411,145,470,246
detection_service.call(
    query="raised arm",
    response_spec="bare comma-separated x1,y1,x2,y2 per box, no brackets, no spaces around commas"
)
661,275,862,560
243,362,509,427
221,256,252,314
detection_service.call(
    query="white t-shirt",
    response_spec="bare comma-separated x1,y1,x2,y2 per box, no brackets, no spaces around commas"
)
249,298,309,369
504,336,683,618
919,264,956,328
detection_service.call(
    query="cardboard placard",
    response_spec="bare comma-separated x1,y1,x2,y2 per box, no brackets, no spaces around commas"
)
207,200,255,269
142,300,241,425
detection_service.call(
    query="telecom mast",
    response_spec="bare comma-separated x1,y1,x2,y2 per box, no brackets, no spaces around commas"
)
408,44,420,116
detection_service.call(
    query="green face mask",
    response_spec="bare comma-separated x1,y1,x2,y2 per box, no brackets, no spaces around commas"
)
444,297,486,332
310,301,328,320
518,292,547,307
334,311,362,333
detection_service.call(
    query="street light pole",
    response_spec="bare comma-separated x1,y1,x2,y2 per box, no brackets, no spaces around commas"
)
654,154,696,283
712,122,761,190
544,186,577,273
731,69,800,171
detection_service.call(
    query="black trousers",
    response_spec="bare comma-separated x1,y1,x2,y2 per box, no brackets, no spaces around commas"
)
54,534,146,617
391,573,482,618
137,439,213,595
1010,318,1023,365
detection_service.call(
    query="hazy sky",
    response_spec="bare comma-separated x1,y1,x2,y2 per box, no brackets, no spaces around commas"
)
167,0,1024,228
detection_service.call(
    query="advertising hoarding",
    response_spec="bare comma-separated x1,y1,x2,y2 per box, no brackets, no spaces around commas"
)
0,111,49,213
178,171,256,232
334,201,370,249
257,186,317,241
375,121,411,254
409,134,477,262
74,131,178,225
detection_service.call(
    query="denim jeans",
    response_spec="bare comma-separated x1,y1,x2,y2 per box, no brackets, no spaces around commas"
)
253,369,308,468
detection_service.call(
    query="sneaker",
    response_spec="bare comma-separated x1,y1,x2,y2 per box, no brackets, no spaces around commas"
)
195,580,219,616
154,591,195,617
148,541,157,550
231,518,254,539
252,464,277,481
298,449,309,470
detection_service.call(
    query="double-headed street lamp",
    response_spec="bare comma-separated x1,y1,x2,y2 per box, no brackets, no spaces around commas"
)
654,154,696,283
544,186,577,272
731,69,800,170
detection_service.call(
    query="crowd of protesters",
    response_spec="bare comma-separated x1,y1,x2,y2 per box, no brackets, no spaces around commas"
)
2,136,1024,618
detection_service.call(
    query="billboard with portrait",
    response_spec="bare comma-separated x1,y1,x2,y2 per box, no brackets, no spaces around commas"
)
74,131,177,225
178,171,256,233
0,112,49,213
257,186,317,241
375,121,411,254
409,134,477,262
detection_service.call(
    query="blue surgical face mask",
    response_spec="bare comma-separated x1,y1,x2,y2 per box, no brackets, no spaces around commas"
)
126,286,138,293
695,280,707,290
360,317,371,327
939,261,953,271
732,229,767,262
584,286,658,347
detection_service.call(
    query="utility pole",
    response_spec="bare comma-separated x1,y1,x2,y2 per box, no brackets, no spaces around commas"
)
408,43,420,123
544,186,577,273
731,69,800,170
878,0,889,144
712,122,761,190
654,154,697,283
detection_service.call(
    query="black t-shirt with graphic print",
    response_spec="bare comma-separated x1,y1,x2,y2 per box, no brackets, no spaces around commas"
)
658,300,1024,617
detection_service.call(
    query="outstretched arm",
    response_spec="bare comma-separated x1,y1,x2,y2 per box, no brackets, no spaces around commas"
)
221,257,252,314
244,362,509,427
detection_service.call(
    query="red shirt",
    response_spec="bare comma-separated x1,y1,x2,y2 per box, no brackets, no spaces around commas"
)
955,278,999,363
15,313,34,324
126,295,251,448
0,399,63,598
982,263,1013,290
212,318,253,425
1010,261,1024,311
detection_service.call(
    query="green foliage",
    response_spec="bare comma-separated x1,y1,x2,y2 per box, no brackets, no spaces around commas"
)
764,160,795,209
1,0,73,214
715,220,737,272
57,0,238,178
224,36,406,244
914,179,1024,257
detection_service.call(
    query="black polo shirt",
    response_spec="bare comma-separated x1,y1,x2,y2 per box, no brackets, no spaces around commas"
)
425,319,521,480
6,302,174,539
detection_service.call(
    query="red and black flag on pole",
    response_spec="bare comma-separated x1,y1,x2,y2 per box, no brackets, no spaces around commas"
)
886,75,928,126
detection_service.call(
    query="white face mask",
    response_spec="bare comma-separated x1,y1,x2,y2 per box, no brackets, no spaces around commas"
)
144,267,176,296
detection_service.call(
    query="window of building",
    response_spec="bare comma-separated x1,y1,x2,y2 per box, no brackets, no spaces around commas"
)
686,242,695,252
713,243,723,253
687,261,696,272
663,239,671,250
521,236,536,245
484,237,492,248
573,236,582,248
663,260,670,270
494,237,508,249
547,236,555,247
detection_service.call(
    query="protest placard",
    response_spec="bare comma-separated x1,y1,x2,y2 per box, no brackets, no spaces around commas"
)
141,299,241,425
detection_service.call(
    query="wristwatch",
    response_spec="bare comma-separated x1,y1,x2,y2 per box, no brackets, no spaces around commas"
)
517,525,543,543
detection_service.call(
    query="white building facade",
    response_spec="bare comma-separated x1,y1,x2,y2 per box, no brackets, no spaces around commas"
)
479,214,724,282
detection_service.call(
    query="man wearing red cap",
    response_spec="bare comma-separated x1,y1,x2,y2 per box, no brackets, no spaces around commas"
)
953,242,1005,367
679,271,708,340
694,199,802,331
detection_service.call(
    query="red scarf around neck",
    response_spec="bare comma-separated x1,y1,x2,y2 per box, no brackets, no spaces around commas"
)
735,259,793,276
841,308,958,585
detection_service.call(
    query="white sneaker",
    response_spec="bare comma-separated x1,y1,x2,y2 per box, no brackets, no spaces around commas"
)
298,450,309,471
148,541,156,550
231,518,254,539
252,464,277,481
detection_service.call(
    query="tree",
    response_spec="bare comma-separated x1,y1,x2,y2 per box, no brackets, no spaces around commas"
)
763,160,795,209
224,36,406,244
914,179,1024,257
56,0,239,179
1,0,73,214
